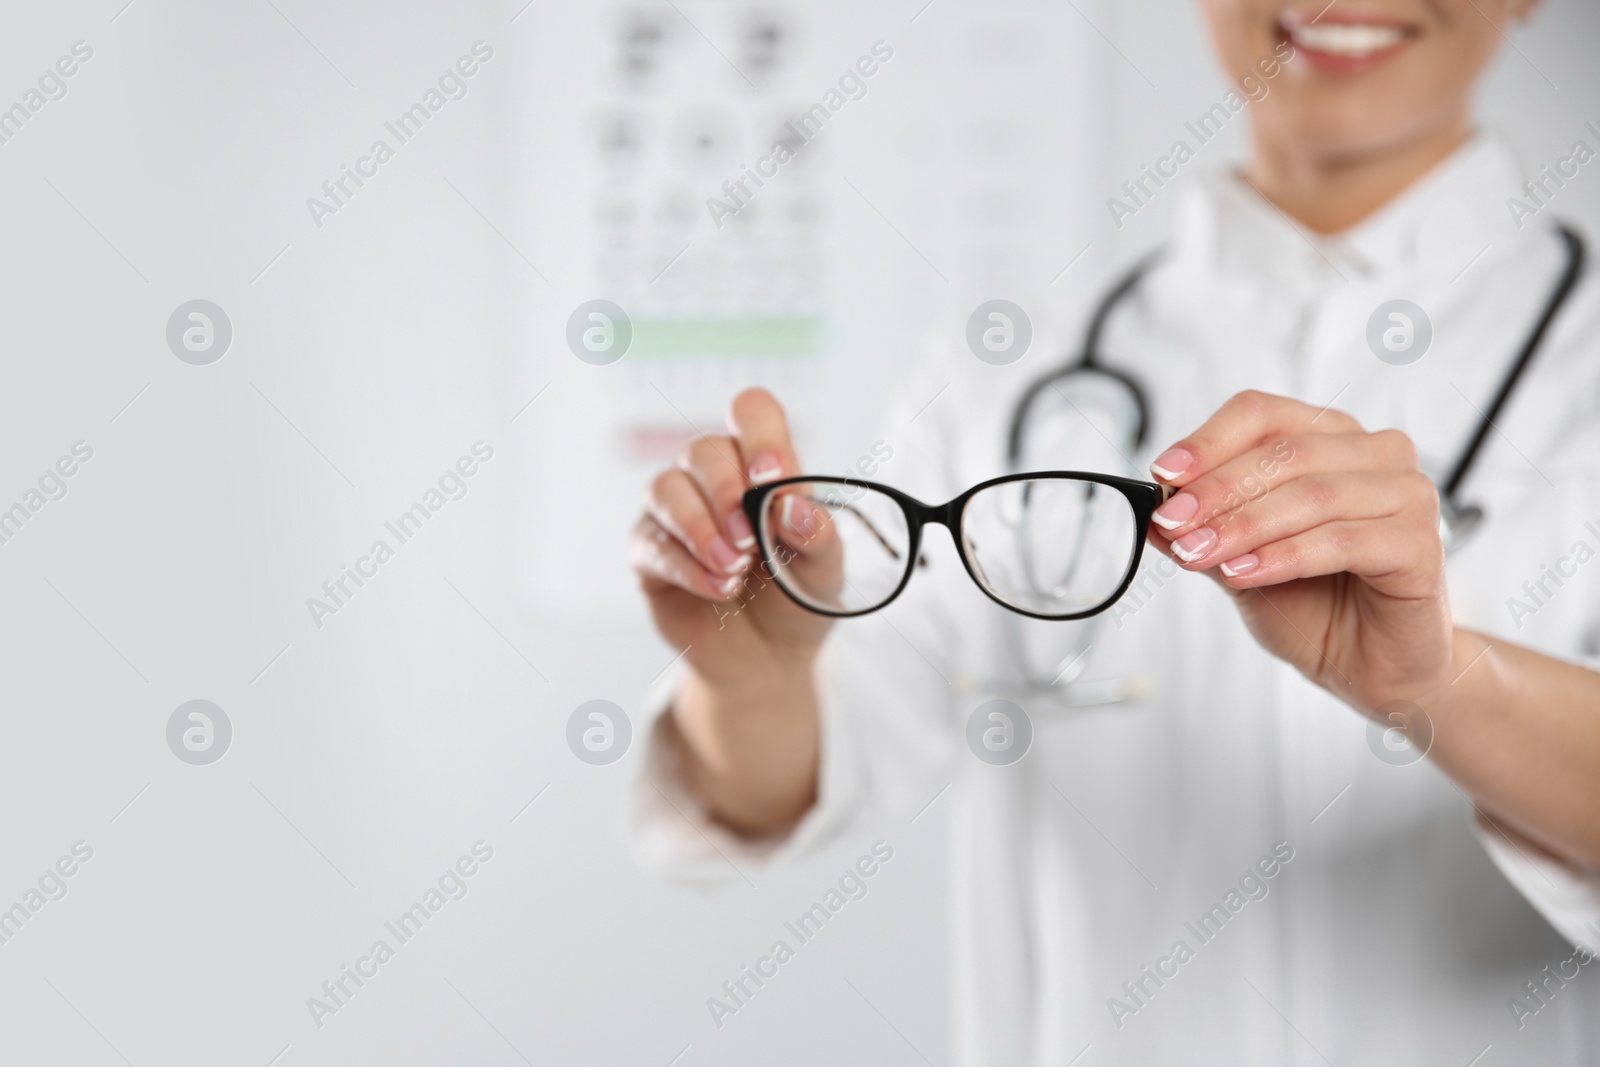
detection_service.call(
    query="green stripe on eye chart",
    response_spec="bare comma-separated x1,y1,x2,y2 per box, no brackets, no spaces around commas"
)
627,316,824,358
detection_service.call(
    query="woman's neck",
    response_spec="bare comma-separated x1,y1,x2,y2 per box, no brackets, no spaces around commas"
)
1242,119,1475,234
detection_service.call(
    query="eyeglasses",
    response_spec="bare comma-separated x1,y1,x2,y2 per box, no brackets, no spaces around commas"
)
741,472,1171,620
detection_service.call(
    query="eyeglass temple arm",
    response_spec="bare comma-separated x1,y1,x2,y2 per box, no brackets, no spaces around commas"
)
805,495,930,569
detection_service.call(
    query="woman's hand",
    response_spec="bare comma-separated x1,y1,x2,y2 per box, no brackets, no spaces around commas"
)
1145,389,1600,871
630,387,836,685
1143,390,1454,713
628,387,835,833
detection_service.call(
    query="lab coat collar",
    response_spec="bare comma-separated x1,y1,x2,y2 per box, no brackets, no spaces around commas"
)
1174,136,1529,287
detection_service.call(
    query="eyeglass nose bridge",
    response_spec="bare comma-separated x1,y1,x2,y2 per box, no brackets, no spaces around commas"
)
902,499,969,570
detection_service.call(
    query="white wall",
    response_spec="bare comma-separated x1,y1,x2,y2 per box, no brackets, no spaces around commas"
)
0,1,1594,1065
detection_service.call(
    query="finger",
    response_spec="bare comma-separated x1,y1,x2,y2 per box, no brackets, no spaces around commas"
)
631,515,744,601
643,468,752,578
1212,511,1443,598
755,484,843,556
676,434,757,553
770,489,842,562
1149,390,1362,487
1143,528,1238,599
1150,430,1420,539
728,387,802,487
1161,471,1423,571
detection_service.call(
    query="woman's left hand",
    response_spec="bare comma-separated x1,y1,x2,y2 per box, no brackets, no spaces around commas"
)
1144,390,1455,713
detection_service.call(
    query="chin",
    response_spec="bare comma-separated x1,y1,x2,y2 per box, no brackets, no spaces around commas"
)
1253,101,1420,169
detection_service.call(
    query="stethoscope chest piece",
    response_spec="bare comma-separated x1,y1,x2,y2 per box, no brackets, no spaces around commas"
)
1438,499,1485,555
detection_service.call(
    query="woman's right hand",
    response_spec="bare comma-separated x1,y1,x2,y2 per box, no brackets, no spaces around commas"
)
630,388,837,683
628,389,837,832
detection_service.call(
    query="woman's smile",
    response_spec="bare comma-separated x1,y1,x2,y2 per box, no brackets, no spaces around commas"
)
1280,8,1420,74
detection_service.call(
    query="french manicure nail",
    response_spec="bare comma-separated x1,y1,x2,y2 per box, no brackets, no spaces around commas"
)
1151,492,1198,531
781,494,798,533
718,575,743,598
1150,447,1194,482
709,536,747,575
1172,526,1217,563
1220,553,1259,578
726,508,756,550
748,453,784,484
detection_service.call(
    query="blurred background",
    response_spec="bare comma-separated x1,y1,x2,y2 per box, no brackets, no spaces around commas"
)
1,1,1597,1063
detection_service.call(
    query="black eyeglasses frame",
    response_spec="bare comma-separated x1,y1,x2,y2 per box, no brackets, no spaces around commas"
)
741,471,1170,622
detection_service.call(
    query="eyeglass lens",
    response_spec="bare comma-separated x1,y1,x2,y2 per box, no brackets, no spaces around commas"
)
960,477,1138,616
757,480,912,614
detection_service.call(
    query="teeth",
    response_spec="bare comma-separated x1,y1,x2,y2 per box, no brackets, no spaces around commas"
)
1289,22,1405,57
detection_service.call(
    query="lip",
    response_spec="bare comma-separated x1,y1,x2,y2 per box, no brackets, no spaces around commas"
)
1279,8,1419,75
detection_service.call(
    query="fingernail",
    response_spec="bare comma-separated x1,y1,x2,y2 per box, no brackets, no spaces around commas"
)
1150,447,1194,482
1151,492,1198,531
726,508,756,550
1172,526,1217,563
1220,553,1259,578
748,453,784,484
718,575,743,598
784,494,824,538
709,536,748,575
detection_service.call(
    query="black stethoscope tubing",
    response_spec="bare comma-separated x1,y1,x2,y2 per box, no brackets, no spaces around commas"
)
1006,224,1587,535
1006,249,1164,463
1440,225,1584,501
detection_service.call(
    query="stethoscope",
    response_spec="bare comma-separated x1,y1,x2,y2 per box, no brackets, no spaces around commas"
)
969,223,1587,701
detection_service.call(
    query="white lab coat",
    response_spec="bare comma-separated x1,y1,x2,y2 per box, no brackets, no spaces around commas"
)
628,138,1600,1065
